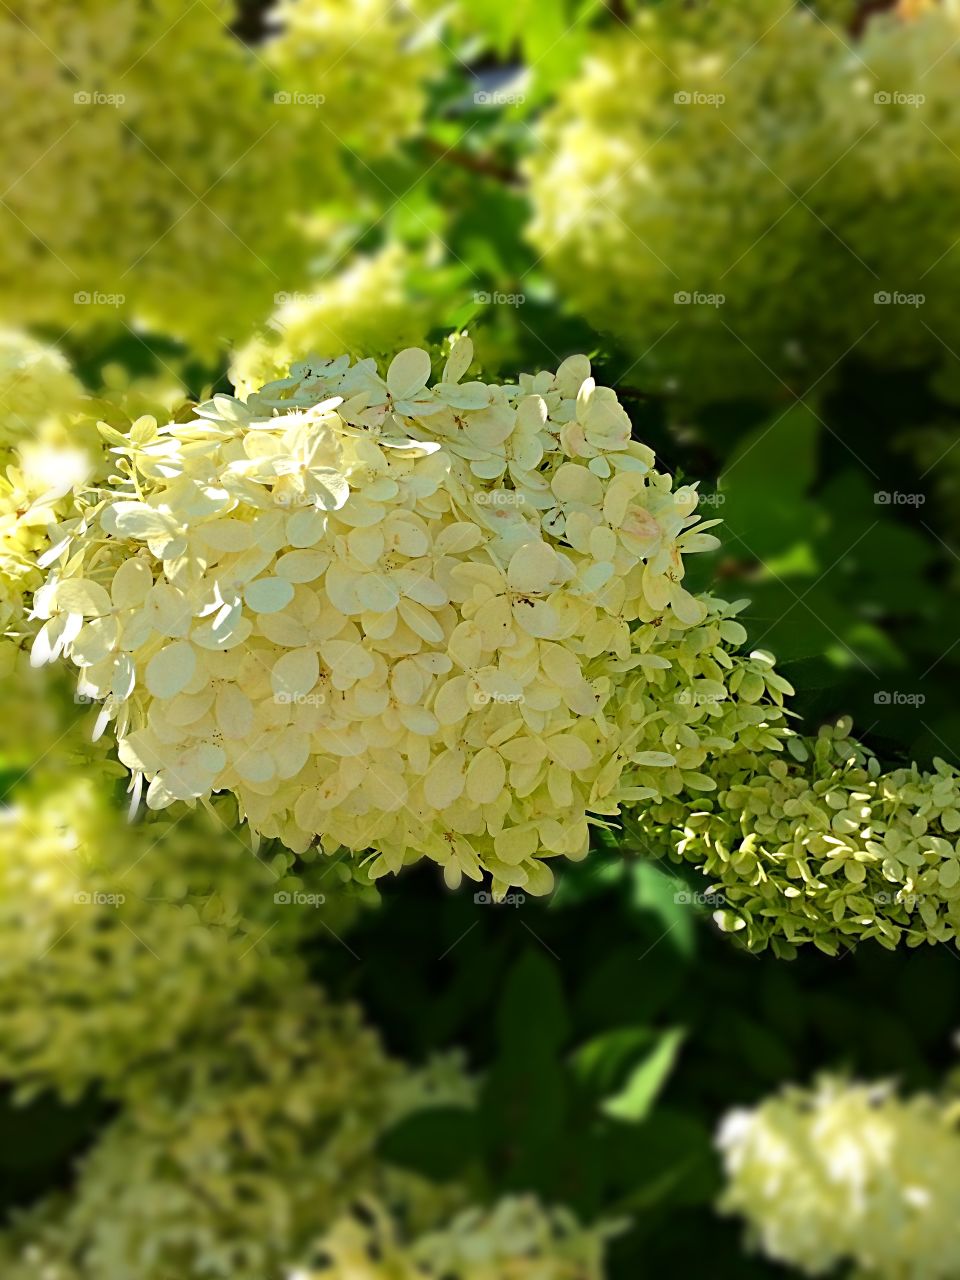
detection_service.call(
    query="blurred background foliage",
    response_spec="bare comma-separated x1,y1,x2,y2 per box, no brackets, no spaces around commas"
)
3,0,960,1276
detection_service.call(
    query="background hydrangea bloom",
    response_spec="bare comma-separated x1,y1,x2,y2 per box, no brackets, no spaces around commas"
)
0,991,472,1280
0,0,438,348
294,1196,612,1279
527,1,960,405
719,1074,960,1278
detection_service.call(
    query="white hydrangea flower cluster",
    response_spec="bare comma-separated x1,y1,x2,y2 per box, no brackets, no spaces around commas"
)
635,717,960,956
29,341,724,897
294,1196,612,1279
526,0,960,403
0,0,438,347
718,1075,960,1279
0,337,189,637
0,993,473,1280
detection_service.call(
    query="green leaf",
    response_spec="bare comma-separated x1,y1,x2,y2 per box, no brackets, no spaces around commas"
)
497,948,569,1054
378,1106,481,1182
601,1028,685,1124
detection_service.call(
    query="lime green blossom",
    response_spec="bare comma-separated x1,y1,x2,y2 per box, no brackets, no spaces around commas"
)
0,331,82,448
231,247,442,400
634,717,960,957
0,742,372,1100
294,1196,612,1279
527,1,960,403
0,0,437,348
719,1075,960,1278
0,992,471,1280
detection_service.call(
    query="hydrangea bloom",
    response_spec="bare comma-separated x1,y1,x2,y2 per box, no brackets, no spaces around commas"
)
265,0,441,158
0,331,82,448
527,1,960,403
230,247,444,400
29,341,722,897
0,0,437,348
0,736,370,1101
718,1075,960,1278
0,992,472,1280
294,1196,612,1279
0,340,187,636
634,717,960,957
22,342,960,948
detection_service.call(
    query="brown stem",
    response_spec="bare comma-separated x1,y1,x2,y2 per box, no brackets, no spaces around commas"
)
423,138,520,185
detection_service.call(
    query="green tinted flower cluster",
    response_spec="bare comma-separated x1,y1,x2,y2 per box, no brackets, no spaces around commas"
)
719,1075,960,1278
0,331,82,448
231,247,444,400
295,1196,612,1279
0,993,471,1280
527,1,960,404
634,717,960,957
266,0,441,157
0,739,372,1101
0,0,436,348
